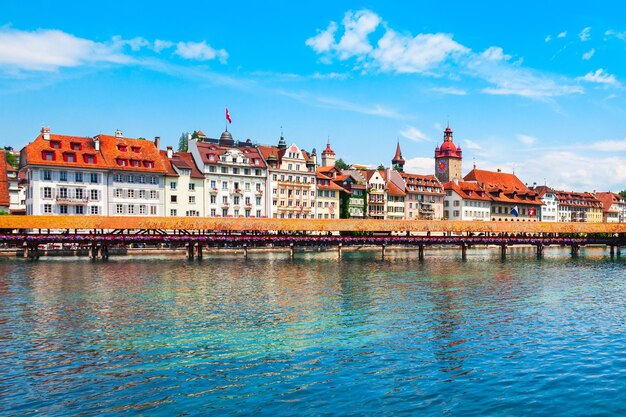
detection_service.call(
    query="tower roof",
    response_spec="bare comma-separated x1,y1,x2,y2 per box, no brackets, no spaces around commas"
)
435,125,462,159
392,140,405,164
322,142,335,155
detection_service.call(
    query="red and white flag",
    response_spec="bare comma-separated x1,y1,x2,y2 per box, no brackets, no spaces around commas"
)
225,108,232,124
529,207,536,217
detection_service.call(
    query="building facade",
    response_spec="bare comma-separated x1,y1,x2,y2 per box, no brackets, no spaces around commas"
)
443,180,491,221
434,126,463,183
162,147,206,217
401,173,444,220
531,186,558,222
258,136,316,219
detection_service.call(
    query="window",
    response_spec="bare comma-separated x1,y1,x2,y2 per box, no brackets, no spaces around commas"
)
171,195,178,203
233,168,239,175
127,175,135,183
209,166,216,173
117,144,128,152
90,206,99,215
189,183,195,191
256,210,261,217
90,190,99,200
76,189,84,199
71,142,82,151
222,181,228,190
221,167,228,174
139,205,146,214
189,196,195,204
115,189,123,198
128,189,134,199
43,187,52,199
210,209,216,216
75,206,84,215
44,204,52,213
117,158,128,166
150,190,157,199
170,181,177,190
84,154,97,164
234,196,240,205
245,197,251,205
149,176,157,185
128,205,135,215
58,188,68,198
114,174,123,182
75,172,83,182
210,180,216,188
50,141,61,149
59,205,68,214
90,173,98,183
131,146,141,153
222,196,228,204
150,206,157,215
139,190,146,199
43,151,55,161
60,171,67,182
222,208,228,217
210,195,216,204
244,168,250,175
139,175,146,184
143,161,154,168
64,153,76,163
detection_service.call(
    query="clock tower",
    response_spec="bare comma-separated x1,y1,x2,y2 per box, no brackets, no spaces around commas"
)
434,125,462,183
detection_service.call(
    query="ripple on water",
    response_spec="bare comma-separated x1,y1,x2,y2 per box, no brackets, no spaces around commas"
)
1,249,626,415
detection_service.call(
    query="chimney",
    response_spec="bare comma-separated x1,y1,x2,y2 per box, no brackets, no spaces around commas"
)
115,129,123,138
497,168,501,173
41,127,50,141
93,136,100,151
154,136,161,149
166,146,173,159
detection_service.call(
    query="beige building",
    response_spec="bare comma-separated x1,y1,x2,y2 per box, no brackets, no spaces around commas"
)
315,169,342,219
401,173,444,220
258,135,317,219
161,146,205,217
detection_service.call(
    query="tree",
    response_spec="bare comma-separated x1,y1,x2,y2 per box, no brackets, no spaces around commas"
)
377,164,385,170
620,190,626,198
335,158,349,170
5,151,17,169
178,132,189,152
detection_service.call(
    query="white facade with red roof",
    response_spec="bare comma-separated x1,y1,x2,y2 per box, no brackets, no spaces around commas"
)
188,130,267,218
315,168,342,219
161,147,206,217
443,180,492,221
21,128,110,216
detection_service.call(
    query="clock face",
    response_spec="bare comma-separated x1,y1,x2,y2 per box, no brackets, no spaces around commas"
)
437,160,447,173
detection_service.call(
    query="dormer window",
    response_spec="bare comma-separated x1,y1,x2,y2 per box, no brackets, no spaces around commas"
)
254,158,260,166
70,142,82,151
144,161,154,168
117,158,128,166
209,154,215,161
42,150,56,161
130,159,141,167
117,144,128,152
83,154,97,164
63,152,76,162
131,146,141,153
50,141,61,149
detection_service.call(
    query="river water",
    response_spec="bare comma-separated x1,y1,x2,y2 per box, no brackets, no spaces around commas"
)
1,247,625,416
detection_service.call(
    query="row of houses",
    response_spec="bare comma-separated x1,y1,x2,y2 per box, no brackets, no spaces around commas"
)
2,126,624,222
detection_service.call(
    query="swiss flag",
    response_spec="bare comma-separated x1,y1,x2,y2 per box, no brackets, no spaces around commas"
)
529,207,536,217
226,108,232,124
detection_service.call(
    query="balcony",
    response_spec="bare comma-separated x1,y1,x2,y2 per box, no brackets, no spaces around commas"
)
255,189,263,195
56,196,89,204
230,188,243,195
221,202,230,208
209,187,218,194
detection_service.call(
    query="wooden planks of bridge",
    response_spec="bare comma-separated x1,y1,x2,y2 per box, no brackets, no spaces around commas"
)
1,216,626,234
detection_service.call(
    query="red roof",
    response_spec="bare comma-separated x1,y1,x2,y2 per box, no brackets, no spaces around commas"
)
555,190,603,208
444,181,491,201
434,126,462,159
595,192,621,213
160,151,205,179
392,142,405,164
97,134,168,173
464,168,541,205
322,142,335,155
387,180,405,197
196,141,267,168
21,133,109,170
0,152,9,207
316,172,345,191
401,172,444,195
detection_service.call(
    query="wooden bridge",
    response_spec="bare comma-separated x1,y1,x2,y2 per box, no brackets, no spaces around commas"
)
0,216,624,260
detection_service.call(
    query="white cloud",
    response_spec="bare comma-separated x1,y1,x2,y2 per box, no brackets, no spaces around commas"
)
605,30,626,42
557,31,567,38
0,28,131,71
582,48,595,60
404,157,434,173
588,138,626,151
432,86,467,95
577,69,620,86
579,27,591,41
517,134,536,145
545,35,552,42
175,41,228,63
400,126,431,142
463,139,481,150
306,10,581,100
305,21,338,54
153,39,174,53
311,72,349,80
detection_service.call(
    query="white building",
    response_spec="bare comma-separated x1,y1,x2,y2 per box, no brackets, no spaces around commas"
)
161,146,206,217
189,130,267,218
443,180,491,221
531,186,558,222
21,128,109,215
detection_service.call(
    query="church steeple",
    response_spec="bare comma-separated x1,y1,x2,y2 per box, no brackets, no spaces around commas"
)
392,139,405,172
434,124,463,183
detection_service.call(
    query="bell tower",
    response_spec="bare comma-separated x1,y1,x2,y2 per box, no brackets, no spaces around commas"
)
434,125,462,183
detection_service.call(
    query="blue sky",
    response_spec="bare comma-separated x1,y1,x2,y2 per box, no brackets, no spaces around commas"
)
1,0,625,191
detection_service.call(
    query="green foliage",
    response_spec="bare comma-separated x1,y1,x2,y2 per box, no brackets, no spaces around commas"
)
377,164,385,170
0,210,9,215
178,132,189,152
5,151,17,169
191,131,199,139
620,190,626,198
335,158,349,170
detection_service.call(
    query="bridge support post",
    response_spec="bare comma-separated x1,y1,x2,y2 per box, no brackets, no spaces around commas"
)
90,241,98,259
196,242,203,260
338,243,342,259
187,242,195,260
610,245,615,257
382,243,386,260
501,244,507,260
101,244,109,260
571,244,580,257
536,244,544,258
418,244,424,261
461,243,467,260
289,243,294,259
617,246,622,257
243,243,248,258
